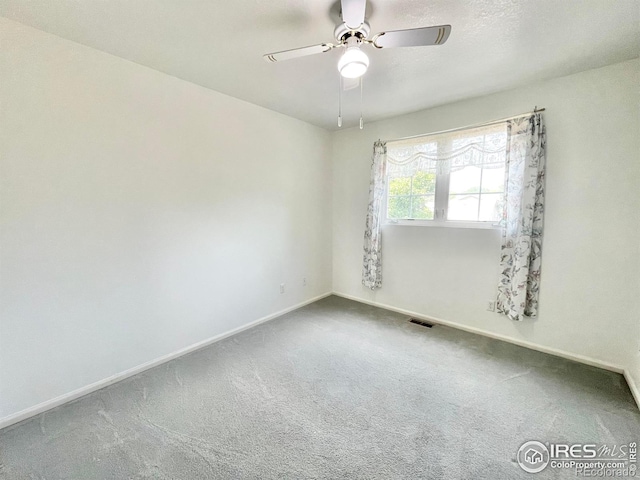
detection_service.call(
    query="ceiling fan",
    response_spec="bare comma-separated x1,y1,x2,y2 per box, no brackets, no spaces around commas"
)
263,0,451,80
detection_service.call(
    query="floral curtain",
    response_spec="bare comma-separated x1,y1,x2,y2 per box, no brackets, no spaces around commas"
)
496,114,546,321
362,141,387,289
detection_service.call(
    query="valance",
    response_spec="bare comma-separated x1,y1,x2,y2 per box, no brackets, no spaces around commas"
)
386,123,507,176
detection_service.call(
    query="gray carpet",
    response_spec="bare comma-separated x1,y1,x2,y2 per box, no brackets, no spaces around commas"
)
1,296,639,479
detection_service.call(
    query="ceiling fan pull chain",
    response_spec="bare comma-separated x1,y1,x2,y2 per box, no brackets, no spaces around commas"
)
359,77,364,130
338,75,343,128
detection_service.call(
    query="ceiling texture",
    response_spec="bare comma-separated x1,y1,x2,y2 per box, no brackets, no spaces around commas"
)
1,0,638,130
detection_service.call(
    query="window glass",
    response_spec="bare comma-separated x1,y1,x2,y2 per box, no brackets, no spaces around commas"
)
385,125,507,226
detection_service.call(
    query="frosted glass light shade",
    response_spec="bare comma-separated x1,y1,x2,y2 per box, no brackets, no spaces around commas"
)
338,47,369,78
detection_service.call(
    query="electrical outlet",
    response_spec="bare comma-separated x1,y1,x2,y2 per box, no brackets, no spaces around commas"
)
487,301,496,312
280,283,285,294
302,277,307,286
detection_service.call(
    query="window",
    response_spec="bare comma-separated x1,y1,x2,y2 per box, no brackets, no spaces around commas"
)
384,123,507,228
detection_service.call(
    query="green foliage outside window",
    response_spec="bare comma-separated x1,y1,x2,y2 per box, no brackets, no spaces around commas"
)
387,171,436,219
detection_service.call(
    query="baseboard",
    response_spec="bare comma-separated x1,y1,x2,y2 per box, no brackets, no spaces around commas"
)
3,290,636,430
624,371,640,411
332,291,625,374
0,292,332,431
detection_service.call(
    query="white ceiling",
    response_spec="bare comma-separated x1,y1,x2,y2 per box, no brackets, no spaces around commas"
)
1,0,638,130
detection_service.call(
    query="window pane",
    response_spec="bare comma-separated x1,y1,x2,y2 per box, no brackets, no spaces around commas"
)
411,195,435,219
479,193,503,222
411,171,436,195
388,177,412,196
448,194,479,221
481,167,505,193
388,196,411,219
449,166,481,194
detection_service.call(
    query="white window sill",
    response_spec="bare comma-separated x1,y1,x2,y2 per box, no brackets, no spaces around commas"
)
384,219,501,230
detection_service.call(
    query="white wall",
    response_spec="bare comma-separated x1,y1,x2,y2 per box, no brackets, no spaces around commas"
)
628,236,640,404
1,15,638,423
0,18,332,420
332,59,640,371
629,353,640,407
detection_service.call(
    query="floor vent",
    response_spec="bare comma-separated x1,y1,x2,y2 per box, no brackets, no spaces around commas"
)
409,318,434,328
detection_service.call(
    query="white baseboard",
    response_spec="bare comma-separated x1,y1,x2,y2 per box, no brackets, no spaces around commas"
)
332,291,626,374
3,290,638,430
333,291,640,411
624,371,640,411
0,292,332,431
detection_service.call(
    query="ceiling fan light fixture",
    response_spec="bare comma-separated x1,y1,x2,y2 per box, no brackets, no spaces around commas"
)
338,46,369,78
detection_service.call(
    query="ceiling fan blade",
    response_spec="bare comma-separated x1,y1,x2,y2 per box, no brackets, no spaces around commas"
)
341,0,367,29
373,25,451,49
264,43,334,63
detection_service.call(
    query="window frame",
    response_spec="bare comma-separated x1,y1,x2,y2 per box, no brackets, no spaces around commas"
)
383,133,504,230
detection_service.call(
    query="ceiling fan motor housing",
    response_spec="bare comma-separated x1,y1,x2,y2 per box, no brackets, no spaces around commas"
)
334,21,371,43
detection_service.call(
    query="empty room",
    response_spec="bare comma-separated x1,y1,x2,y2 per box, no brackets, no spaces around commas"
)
1,0,639,478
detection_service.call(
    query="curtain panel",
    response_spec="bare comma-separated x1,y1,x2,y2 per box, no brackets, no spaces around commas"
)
496,113,546,321
362,141,387,289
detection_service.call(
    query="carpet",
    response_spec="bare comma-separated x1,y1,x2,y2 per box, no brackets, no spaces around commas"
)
1,296,638,479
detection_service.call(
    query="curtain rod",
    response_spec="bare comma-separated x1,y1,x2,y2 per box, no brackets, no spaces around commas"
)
386,107,545,144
